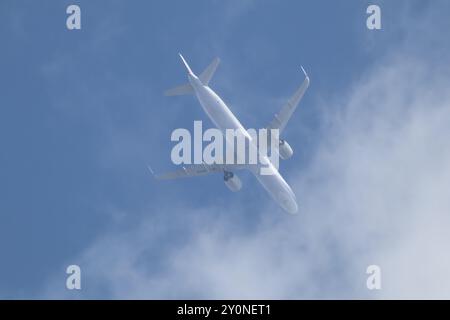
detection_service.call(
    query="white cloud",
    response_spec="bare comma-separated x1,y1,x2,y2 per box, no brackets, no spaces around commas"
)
41,4,450,299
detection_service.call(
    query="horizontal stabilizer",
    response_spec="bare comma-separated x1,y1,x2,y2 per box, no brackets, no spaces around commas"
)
199,57,220,85
164,83,194,96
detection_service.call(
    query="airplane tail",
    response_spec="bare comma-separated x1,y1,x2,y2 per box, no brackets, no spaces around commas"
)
164,82,194,96
164,54,220,96
179,53,194,76
199,57,220,85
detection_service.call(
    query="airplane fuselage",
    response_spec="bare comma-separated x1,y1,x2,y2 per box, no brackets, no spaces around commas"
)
188,74,298,214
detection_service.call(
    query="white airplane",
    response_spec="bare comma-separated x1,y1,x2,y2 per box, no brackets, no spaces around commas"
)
153,54,309,214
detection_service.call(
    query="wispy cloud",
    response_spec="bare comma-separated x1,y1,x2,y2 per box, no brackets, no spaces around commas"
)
41,4,450,298
37,1,450,299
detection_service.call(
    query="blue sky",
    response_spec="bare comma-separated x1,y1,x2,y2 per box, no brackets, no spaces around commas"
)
1,0,450,299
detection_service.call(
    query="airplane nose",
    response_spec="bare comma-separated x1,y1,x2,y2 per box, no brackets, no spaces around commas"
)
277,189,298,214
284,197,298,214
254,168,299,215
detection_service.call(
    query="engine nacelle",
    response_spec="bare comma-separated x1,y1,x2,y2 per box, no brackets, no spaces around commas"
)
278,139,293,160
224,171,242,192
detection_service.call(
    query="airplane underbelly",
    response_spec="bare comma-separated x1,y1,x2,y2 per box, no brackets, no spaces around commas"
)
195,86,298,213
197,89,243,132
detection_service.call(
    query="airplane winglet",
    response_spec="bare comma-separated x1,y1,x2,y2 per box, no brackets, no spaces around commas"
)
147,165,165,180
300,65,309,79
147,165,156,177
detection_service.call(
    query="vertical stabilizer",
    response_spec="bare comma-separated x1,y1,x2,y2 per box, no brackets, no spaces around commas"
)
179,53,194,75
165,55,221,96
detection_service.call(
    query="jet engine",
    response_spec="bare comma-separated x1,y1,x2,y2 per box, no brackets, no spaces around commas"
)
224,171,242,192
278,139,293,160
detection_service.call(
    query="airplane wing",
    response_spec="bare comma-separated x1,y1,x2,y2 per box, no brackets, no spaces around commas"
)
149,163,246,180
267,66,310,134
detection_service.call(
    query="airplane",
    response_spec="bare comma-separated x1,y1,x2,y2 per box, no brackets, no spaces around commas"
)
151,54,309,214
